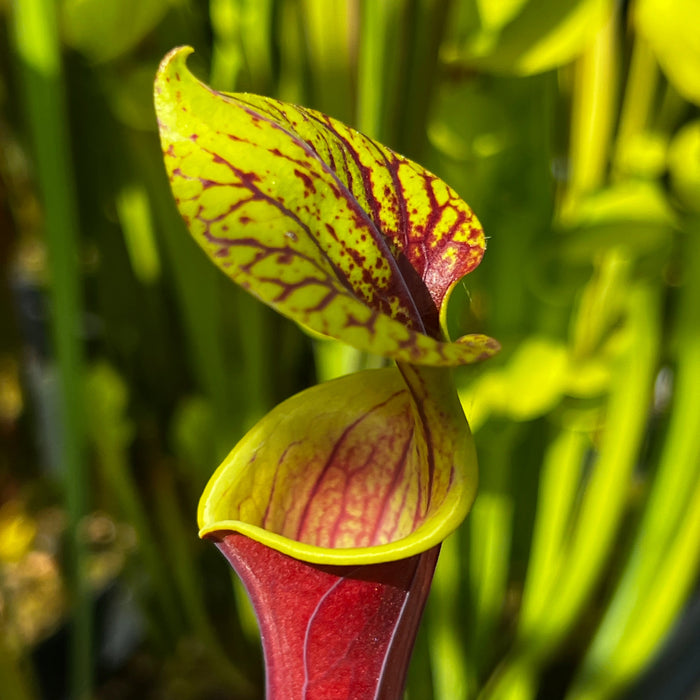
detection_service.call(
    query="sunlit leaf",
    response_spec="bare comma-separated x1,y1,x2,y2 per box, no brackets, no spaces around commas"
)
155,47,499,366
62,0,168,64
458,337,612,429
475,0,530,33
668,121,700,213
635,0,700,105
0,501,37,563
614,132,668,181
199,366,476,564
446,0,614,76
459,338,569,428
555,182,677,268
563,181,676,229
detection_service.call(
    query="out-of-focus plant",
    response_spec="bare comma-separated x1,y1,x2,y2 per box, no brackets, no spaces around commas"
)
2,0,700,699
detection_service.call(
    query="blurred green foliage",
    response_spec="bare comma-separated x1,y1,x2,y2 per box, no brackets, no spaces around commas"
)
0,1,699,699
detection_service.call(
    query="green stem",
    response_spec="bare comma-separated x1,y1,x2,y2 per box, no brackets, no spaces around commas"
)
86,364,182,642
392,0,453,160
275,0,312,104
517,424,589,638
115,182,161,286
568,222,700,699
133,133,233,459
570,251,630,361
538,284,659,646
231,288,273,430
467,425,515,679
209,0,244,92
237,0,274,92
12,1,91,697
561,8,618,221
301,0,354,122
356,0,402,140
428,531,470,700
481,283,660,699
313,339,363,382
613,31,658,176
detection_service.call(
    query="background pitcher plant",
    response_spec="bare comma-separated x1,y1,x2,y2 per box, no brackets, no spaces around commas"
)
154,46,499,699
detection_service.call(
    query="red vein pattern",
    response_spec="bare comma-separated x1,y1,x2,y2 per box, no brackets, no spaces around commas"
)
158,43,495,700
200,365,474,561
233,94,486,316
155,47,500,367
227,371,432,549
